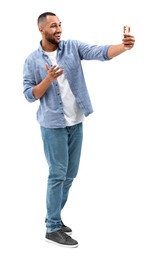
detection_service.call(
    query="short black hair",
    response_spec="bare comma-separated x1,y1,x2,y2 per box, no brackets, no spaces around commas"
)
37,12,56,25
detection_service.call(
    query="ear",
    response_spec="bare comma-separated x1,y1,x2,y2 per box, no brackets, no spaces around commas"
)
39,26,43,33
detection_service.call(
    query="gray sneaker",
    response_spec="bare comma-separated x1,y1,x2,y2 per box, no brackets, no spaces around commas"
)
45,230,78,248
61,221,72,235
45,219,72,235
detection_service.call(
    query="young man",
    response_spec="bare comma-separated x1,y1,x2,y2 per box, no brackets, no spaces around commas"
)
23,12,135,248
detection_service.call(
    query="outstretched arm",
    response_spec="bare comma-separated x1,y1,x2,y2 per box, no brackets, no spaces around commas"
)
107,34,135,59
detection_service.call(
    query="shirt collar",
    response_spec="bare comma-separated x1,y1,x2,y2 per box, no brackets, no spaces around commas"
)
39,40,62,52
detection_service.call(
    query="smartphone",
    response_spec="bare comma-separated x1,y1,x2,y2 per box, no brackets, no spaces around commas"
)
123,25,130,35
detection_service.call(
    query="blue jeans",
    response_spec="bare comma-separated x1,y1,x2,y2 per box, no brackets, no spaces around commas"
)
40,123,83,232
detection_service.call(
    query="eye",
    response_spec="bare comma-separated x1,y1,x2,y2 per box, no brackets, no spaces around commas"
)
51,24,57,28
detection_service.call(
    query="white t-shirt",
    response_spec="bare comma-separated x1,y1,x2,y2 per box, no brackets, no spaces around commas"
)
44,50,85,126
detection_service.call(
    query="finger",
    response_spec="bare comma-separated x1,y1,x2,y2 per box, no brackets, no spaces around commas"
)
54,67,63,73
53,69,64,78
45,63,50,70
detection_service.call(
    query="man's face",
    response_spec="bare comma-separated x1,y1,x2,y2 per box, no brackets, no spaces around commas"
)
40,15,62,45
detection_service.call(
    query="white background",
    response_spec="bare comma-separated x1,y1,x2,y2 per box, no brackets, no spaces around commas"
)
0,0,147,259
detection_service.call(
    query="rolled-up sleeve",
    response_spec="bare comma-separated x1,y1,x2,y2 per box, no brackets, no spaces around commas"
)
23,59,37,103
102,45,111,60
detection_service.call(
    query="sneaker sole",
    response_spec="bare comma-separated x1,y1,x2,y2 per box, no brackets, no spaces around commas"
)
45,238,78,248
64,231,72,236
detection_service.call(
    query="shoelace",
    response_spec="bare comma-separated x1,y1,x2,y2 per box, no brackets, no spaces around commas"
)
58,230,71,240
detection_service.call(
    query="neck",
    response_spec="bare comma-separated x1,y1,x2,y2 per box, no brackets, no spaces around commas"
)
41,40,58,52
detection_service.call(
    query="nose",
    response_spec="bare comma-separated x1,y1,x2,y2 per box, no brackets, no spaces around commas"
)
56,25,62,32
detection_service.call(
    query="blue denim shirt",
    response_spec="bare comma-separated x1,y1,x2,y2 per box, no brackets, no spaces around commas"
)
23,40,110,128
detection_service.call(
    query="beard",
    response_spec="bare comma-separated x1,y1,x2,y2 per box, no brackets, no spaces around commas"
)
45,31,59,45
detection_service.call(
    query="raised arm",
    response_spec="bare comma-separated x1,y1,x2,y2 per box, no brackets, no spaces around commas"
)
107,34,135,59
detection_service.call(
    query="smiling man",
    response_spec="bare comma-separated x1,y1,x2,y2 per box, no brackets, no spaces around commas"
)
23,12,135,248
